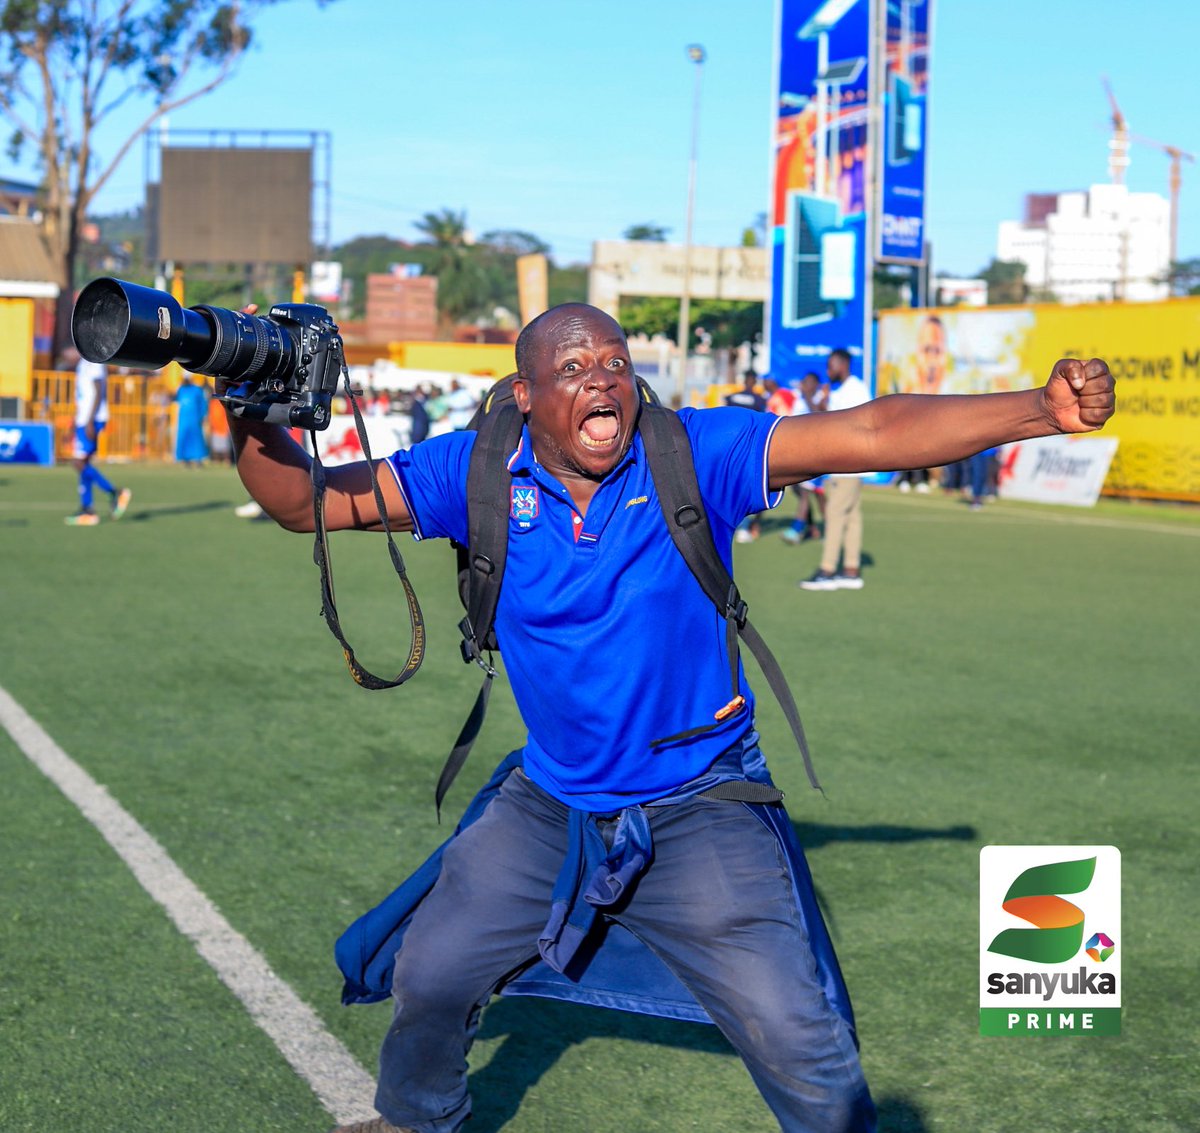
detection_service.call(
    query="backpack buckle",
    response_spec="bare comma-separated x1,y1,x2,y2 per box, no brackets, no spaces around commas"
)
458,617,497,676
714,695,746,722
458,616,480,662
725,585,748,627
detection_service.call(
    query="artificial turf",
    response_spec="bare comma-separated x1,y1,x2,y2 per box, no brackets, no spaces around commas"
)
0,462,1195,1132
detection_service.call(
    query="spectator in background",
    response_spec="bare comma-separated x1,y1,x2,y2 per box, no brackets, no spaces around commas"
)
65,349,131,525
895,466,930,492
763,377,795,417
727,371,768,542
968,446,999,511
401,388,431,447
726,370,767,412
209,394,233,465
173,374,210,467
444,380,480,431
367,387,391,418
940,459,968,498
781,372,826,545
800,348,869,590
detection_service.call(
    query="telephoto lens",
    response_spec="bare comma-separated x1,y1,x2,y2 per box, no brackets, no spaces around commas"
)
72,277,294,384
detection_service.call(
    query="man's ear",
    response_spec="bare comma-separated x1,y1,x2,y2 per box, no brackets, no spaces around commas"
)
512,376,531,414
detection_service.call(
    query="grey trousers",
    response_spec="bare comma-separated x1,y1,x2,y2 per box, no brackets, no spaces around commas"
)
375,768,875,1133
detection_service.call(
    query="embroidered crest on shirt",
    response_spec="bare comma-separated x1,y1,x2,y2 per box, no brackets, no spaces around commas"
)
511,485,539,527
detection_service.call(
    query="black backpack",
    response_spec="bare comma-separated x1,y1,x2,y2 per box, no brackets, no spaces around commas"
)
436,374,820,815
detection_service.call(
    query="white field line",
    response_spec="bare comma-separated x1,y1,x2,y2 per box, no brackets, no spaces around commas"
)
0,685,377,1126
867,492,1200,538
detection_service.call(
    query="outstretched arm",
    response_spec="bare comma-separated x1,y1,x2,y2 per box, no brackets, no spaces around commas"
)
221,386,412,534
767,358,1115,489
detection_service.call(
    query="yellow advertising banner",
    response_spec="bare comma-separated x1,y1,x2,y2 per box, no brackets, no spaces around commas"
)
388,340,515,379
516,253,549,328
0,298,34,399
877,300,1200,500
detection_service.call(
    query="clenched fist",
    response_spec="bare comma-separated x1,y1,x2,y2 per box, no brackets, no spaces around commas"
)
1040,358,1115,434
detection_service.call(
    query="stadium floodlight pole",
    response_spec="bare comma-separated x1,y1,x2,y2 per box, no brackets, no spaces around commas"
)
675,43,706,409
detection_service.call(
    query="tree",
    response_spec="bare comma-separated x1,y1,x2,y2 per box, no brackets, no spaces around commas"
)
1163,258,1200,296
741,211,767,248
413,208,470,249
479,229,549,257
622,223,670,242
618,294,762,350
872,265,911,311
0,0,334,358
978,258,1028,305
546,262,587,308
413,208,484,327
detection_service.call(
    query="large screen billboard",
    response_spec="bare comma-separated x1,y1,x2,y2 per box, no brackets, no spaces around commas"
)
770,0,874,385
157,147,312,266
878,0,932,263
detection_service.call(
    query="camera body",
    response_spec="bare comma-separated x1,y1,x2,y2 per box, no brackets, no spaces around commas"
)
218,302,344,430
71,278,347,431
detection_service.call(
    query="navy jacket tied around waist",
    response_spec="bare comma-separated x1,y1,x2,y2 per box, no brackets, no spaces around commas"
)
334,734,857,1039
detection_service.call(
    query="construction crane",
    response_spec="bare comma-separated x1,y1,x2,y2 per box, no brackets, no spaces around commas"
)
1102,76,1130,185
1130,132,1196,266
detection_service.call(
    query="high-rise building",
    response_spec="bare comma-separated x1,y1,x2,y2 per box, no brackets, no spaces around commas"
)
996,184,1169,303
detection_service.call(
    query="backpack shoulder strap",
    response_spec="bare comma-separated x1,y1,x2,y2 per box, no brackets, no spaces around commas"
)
437,400,523,817
460,401,523,660
637,404,736,611
637,404,821,794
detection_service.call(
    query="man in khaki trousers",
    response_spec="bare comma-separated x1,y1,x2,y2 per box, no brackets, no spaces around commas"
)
800,348,870,591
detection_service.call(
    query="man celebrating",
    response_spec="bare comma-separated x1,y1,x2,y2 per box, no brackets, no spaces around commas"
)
222,304,1113,1133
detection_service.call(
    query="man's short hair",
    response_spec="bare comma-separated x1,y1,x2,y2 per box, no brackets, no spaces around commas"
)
515,312,546,378
829,347,852,368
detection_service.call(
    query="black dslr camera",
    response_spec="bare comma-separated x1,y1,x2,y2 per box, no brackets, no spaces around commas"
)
71,277,344,430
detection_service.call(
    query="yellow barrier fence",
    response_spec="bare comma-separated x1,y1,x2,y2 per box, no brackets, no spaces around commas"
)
29,370,178,462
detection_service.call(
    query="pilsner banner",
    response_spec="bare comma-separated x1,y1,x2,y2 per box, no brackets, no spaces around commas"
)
877,299,1200,501
997,436,1119,507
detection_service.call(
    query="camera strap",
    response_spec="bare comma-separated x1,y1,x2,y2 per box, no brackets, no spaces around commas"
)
309,370,426,690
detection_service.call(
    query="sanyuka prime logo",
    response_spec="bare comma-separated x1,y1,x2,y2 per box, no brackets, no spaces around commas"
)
979,848,1121,1035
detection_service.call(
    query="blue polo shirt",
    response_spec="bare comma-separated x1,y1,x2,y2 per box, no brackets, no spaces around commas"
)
387,407,783,812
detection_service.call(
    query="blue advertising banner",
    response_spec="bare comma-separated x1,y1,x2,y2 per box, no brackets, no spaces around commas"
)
878,0,932,263
0,420,55,465
770,0,874,385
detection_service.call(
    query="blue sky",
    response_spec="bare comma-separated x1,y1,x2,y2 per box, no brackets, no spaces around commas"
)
61,0,1200,276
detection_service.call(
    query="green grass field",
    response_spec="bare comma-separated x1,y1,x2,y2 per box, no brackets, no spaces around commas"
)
1,462,1196,1133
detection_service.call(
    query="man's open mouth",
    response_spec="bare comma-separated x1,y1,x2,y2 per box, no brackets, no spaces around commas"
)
579,406,620,450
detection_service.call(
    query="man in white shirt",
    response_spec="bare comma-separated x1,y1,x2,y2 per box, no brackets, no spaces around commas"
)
67,352,131,526
800,349,869,590
443,381,479,431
